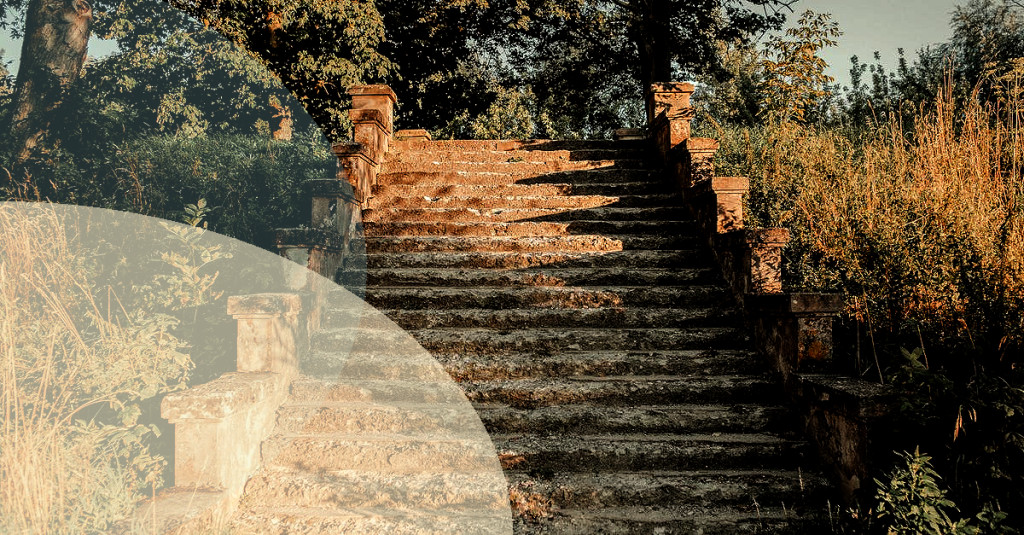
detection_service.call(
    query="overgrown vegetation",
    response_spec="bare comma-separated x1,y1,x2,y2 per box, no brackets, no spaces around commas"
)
699,2,1024,531
0,205,238,532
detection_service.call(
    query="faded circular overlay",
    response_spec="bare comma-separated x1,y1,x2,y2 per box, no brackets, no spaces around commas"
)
0,201,512,533
0,2,511,531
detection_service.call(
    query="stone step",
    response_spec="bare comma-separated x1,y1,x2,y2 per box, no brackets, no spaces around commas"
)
506,469,822,510
301,351,453,381
363,205,688,223
288,376,468,405
519,504,822,535
391,327,747,355
465,376,781,408
363,235,694,254
372,181,672,198
301,348,762,382
495,433,809,473
331,305,733,330
477,403,791,435
261,432,499,473
231,505,510,534
371,193,679,210
382,159,647,175
389,148,650,163
378,169,664,186
358,267,718,289
237,465,508,512
361,250,712,270
391,139,647,152
275,401,485,435
359,285,732,310
363,219,694,238
436,350,763,382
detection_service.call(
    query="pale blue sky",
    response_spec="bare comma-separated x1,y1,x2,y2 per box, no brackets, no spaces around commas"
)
802,0,962,82
2,1,965,86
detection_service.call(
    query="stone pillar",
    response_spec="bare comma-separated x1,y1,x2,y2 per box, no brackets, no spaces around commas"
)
682,137,719,189
742,228,790,295
647,82,696,158
332,141,375,206
646,82,695,125
348,84,397,163
227,293,303,376
747,292,845,378
691,176,749,235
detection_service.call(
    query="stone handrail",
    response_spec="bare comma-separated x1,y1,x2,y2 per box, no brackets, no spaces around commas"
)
649,81,894,502
123,85,400,533
122,293,309,533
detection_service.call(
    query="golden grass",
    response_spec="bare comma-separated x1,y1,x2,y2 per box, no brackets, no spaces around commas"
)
0,204,189,533
717,77,1024,363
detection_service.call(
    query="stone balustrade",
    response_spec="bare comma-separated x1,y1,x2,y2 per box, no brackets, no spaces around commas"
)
123,293,309,533
122,85,399,533
651,81,894,502
336,84,397,207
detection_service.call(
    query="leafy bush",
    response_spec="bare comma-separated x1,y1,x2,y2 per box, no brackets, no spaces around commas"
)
3,131,335,248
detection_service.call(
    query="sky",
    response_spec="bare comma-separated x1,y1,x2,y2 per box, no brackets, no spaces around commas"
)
803,0,962,83
2,0,966,86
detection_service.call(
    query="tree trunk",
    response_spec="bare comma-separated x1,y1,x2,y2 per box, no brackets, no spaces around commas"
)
10,0,92,164
631,0,674,99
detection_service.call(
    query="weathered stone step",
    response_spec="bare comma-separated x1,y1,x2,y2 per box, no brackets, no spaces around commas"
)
363,220,694,238
360,285,731,310
392,139,647,152
372,181,672,198
364,235,694,254
334,305,733,331
495,433,808,472
359,267,718,289
526,504,821,535
237,466,508,512
379,169,664,186
275,401,485,435
262,432,499,473
505,469,821,510
361,250,711,270
394,327,745,354
289,377,467,404
466,376,780,408
382,159,647,175
372,193,679,210
231,505,509,534
477,403,790,435
437,349,762,382
390,148,650,163
301,353,436,381
363,205,688,223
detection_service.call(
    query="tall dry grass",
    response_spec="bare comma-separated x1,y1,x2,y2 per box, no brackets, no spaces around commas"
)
715,76,1024,370
0,204,190,533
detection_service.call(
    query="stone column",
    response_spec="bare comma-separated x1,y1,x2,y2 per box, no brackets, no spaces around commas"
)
647,82,696,158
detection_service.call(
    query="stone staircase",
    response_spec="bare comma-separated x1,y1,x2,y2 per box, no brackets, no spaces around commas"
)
358,138,829,533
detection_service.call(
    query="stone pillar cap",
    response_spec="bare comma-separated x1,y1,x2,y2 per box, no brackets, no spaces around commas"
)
684,137,720,151
227,293,303,316
302,178,356,199
331,142,371,160
348,84,397,103
647,82,696,95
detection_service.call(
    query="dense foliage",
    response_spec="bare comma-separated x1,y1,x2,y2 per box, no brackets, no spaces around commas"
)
698,1,1024,531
